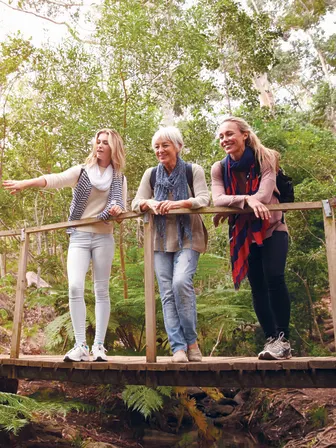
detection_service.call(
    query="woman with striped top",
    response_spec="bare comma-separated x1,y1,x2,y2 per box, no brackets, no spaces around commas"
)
3,129,127,362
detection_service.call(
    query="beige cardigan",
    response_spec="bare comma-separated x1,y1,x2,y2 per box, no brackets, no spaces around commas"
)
43,165,128,234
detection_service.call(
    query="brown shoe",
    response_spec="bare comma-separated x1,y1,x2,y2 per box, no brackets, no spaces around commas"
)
187,347,202,362
171,350,188,363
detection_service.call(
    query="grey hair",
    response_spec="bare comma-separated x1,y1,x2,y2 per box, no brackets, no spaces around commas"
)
151,126,184,153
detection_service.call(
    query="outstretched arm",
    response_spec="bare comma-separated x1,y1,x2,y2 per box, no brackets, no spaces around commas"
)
3,177,46,194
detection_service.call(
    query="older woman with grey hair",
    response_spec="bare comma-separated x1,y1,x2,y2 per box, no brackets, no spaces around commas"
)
132,126,209,363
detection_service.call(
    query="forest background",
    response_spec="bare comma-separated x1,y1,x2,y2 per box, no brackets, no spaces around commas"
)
0,0,336,364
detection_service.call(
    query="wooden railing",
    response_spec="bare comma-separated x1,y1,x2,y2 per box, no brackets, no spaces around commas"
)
0,199,335,362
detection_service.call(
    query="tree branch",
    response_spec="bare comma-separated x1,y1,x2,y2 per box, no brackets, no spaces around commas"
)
0,0,73,30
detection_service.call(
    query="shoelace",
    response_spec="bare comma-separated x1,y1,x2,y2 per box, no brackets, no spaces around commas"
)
270,333,288,351
264,337,275,349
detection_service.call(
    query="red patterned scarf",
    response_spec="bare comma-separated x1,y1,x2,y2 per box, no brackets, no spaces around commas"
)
221,147,269,289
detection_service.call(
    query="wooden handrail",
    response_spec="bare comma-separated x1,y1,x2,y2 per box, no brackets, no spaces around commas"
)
1,201,333,238
1,199,335,361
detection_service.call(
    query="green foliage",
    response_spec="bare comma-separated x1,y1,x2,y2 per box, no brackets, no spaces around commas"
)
0,392,89,435
122,385,172,419
308,406,329,429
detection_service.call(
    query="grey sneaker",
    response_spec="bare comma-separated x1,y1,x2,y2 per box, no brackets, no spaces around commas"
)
187,346,202,362
258,336,276,360
261,332,292,360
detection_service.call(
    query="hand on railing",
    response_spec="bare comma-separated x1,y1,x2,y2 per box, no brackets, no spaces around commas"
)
140,199,161,215
108,204,125,223
245,196,271,220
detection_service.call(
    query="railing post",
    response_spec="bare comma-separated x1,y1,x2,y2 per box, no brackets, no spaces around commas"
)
10,229,30,358
322,199,336,350
143,213,156,362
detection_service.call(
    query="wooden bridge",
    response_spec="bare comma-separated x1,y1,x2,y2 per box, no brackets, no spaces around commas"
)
0,200,335,388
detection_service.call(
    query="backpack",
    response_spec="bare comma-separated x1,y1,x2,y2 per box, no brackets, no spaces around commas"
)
220,160,294,203
150,163,195,197
274,168,294,203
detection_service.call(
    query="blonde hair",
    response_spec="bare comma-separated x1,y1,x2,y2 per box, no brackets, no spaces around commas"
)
152,126,184,154
220,117,279,172
85,128,126,172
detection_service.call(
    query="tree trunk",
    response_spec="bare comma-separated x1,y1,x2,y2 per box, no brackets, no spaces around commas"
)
253,73,275,109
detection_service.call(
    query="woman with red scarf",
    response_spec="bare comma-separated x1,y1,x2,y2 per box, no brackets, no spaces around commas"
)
211,117,292,360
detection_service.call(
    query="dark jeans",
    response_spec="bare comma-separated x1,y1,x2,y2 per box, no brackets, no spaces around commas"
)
247,231,290,339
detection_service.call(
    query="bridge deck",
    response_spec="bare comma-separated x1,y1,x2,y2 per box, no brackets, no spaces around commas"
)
1,355,336,388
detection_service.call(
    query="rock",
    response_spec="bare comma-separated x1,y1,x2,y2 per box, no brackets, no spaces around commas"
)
143,429,181,444
217,397,238,406
233,389,250,405
26,271,51,288
219,388,240,398
206,403,234,417
213,415,234,426
186,387,207,400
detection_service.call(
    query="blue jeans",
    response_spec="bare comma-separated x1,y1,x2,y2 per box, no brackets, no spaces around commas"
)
154,249,200,354
67,231,115,346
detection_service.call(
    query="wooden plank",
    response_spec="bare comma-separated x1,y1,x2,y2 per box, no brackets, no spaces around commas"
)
281,358,310,370
25,212,141,234
169,202,323,216
257,360,284,370
10,232,29,358
0,229,21,237
1,202,324,239
323,200,336,351
143,213,156,363
230,357,257,371
309,358,336,369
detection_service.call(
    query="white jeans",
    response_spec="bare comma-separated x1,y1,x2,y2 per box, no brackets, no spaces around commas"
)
67,231,115,346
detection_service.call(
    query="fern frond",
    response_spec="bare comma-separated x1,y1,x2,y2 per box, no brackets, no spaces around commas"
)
122,386,164,419
201,388,224,401
174,387,187,397
0,392,91,435
156,386,172,398
181,396,208,434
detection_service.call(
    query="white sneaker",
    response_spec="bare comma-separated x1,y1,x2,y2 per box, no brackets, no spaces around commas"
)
63,344,90,362
91,344,108,362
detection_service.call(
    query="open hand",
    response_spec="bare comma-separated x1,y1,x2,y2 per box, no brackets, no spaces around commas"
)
3,179,28,194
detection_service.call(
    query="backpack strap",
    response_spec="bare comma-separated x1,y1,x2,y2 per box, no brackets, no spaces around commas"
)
150,163,194,197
